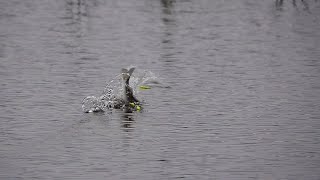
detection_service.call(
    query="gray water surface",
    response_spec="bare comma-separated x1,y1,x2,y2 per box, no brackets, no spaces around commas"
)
1,0,320,179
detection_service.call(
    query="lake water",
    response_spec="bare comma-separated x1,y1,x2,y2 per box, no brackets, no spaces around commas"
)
1,0,320,179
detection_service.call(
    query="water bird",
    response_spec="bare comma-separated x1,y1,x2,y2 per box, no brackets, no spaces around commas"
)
82,67,143,113
118,67,141,110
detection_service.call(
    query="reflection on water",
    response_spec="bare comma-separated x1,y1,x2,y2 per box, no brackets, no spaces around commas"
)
62,0,89,48
160,0,176,47
120,108,135,131
275,0,311,11
160,0,180,75
161,0,175,14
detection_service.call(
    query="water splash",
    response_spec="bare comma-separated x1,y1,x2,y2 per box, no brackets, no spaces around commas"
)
82,69,157,113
